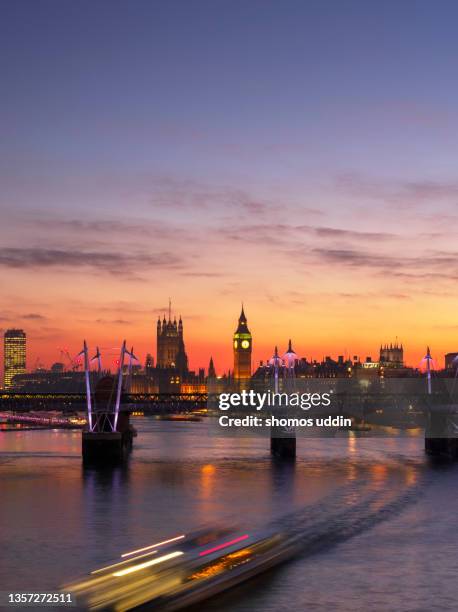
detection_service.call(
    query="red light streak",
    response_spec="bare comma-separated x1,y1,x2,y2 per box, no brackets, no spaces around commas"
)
199,534,249,557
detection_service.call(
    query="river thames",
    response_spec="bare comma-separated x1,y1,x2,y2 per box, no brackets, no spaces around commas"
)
1,418,458,611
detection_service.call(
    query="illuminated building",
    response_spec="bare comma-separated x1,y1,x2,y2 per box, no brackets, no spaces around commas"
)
129,373,158,393
233,306,252,380
445,352,458,371
181,382,207,393
3,329,26,389
156,303,188,374
208,357,216,379
379,342,404,368
12,369,96,392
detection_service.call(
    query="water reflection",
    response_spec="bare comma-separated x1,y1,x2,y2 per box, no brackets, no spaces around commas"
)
0,417,448,612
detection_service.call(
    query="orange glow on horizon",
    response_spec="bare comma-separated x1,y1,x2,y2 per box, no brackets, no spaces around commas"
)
1,311,453,376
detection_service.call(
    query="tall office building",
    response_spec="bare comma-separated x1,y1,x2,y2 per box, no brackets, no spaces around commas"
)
3,329,26,389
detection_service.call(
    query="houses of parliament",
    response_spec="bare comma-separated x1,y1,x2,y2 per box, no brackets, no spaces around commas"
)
156,303,253,378
150,304,253,392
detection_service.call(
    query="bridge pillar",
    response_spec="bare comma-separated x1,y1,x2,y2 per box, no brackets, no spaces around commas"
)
82,431,126,464
270,436,296,460
269,343,296,461
82,375,135,466
425,406,458,459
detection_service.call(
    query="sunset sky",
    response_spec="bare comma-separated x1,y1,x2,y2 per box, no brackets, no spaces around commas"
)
2,0,458,373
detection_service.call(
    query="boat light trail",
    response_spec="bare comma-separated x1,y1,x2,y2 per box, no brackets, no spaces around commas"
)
121,535,185,558
199,534,249,556
91,551,158,574
113,551,184,577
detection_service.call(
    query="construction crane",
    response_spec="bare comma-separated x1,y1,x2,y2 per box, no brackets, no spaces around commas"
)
60,348,81,371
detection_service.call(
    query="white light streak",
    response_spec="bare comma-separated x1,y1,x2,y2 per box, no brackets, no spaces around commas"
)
113,551,183,577
90,550,158,575
121,535,185,558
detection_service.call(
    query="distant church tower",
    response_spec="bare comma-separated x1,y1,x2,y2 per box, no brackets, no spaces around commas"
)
233,306,252,380
156,301,188,374
208,356,216,379
379,341,404,368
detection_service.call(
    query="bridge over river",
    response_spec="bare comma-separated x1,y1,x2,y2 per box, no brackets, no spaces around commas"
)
3,386,458,460
0,392,208,413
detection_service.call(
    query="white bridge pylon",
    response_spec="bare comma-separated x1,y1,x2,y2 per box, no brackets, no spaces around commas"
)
420,346,434,396
77,340,138,433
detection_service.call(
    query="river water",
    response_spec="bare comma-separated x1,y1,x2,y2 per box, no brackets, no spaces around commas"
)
1,418,457,611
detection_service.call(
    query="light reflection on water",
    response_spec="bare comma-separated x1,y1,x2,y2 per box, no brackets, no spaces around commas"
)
1,417,457,611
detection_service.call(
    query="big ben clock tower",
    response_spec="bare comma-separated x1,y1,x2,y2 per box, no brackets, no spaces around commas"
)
233,306,252,381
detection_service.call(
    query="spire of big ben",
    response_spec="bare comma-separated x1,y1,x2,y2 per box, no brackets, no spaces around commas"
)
236,304,250,334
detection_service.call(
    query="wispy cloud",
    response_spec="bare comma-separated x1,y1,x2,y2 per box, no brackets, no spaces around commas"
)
219,223,295,246
219,222,397,248
309,247,458,283
148,177,322,218
337,291,411,300
311,247,385,267
22,313,46,320
0,247,183,276
28,216,188,241
0,311,47,322
32,218,155,236
312,226,395,240
96,318,131,325
336,173,458,209
180,271,224,278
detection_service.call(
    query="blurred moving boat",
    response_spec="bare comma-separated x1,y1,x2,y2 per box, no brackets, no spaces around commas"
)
64,526,299,611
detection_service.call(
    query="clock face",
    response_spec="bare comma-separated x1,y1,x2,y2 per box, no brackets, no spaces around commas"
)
233,340,238,349
241,340,250,349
